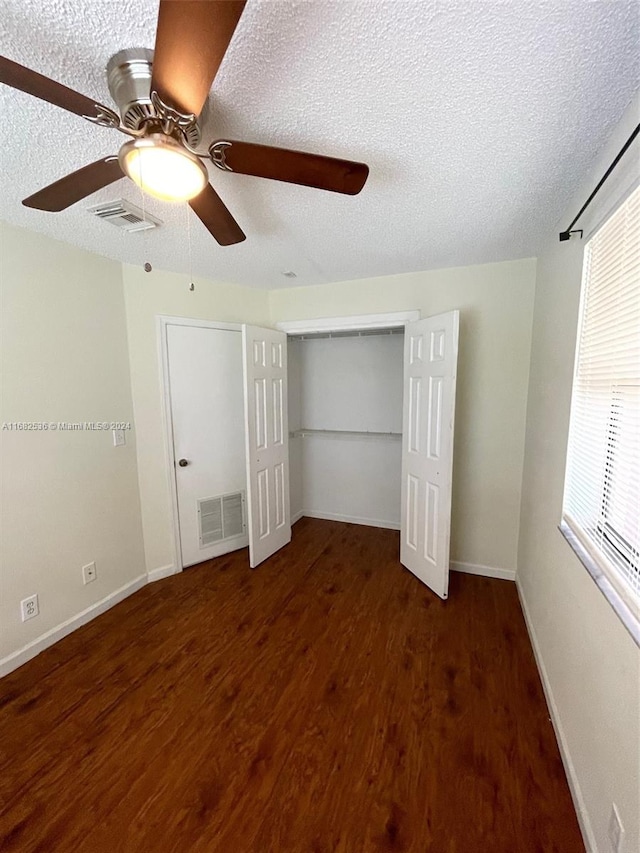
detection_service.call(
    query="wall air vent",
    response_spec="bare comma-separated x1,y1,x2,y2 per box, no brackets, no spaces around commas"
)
87,199,162,233
198,491,246,548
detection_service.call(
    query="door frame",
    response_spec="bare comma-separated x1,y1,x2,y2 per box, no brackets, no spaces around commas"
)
276,310,420,336
279,308,421,534
157,315,243,573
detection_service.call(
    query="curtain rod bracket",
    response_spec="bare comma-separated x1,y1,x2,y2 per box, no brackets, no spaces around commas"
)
559,229,583,242
559,123,639,244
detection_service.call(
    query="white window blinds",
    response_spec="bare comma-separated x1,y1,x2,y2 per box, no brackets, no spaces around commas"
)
562,184,640,607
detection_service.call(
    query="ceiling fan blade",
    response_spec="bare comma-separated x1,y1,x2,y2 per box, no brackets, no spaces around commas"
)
151,0,246,117
0,55,106,119
22,158,123,212
213,141,369,195
189,183,246,246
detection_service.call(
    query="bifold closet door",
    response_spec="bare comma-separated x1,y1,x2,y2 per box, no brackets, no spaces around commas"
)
400,311,459,599
242,325,291,568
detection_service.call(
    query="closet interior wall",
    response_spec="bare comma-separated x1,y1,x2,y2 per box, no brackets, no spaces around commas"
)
288,330,404,529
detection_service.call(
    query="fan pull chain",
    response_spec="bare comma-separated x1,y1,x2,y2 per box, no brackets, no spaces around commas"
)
139,160,152,273
186,203,195,292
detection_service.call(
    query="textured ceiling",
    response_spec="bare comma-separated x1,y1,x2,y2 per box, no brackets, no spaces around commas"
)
1,0,638,290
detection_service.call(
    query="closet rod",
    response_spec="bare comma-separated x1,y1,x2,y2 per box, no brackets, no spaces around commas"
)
290,428,402,441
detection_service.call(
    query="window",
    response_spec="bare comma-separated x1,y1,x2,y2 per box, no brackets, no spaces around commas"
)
562,184,640,619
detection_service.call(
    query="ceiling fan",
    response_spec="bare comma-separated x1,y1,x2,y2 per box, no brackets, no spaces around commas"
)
0,0,369,246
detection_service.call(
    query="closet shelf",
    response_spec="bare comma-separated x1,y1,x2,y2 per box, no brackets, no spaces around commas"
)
290,428,402,442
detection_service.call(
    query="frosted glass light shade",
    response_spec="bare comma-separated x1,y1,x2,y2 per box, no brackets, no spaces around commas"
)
119,134,207,203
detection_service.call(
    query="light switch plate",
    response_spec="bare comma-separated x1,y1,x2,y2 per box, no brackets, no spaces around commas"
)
113,429,125,447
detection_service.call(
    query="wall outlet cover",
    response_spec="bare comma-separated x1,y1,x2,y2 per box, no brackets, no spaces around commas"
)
21,594,39,622
82,562,97,585
113,429,126,447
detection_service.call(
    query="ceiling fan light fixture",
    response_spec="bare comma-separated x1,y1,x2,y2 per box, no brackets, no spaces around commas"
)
118,134,208,203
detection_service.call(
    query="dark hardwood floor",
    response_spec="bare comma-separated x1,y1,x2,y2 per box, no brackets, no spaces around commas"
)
0,519,584,852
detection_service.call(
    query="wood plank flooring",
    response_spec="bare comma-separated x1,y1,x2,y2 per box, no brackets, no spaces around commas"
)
0,519,584,852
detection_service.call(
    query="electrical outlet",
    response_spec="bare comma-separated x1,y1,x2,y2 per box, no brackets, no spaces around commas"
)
21,594,39,622
113,429,125,447
609,803,624,852
82,562,97,585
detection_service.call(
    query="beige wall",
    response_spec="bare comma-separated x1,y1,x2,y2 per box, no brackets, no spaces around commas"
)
517,92,640,852
270,258,536,572
0,223,145,666
121,265,270,575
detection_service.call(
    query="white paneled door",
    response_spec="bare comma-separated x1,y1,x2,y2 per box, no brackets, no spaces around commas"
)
400,311,459,598
242,325,291,568
167,324,247,568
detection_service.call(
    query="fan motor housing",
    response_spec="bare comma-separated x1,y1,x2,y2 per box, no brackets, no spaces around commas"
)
106,47,204,146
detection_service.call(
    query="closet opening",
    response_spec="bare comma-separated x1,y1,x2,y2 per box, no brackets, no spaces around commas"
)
287,327,405,533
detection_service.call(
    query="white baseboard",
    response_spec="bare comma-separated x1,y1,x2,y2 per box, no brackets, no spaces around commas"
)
291,510,304,525
516,579,596,853
300,510,400,531
0,574,148,679
147,564,178,582
451,560,516,581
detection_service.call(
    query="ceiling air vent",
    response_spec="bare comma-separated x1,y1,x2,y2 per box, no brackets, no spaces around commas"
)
87,199,162,233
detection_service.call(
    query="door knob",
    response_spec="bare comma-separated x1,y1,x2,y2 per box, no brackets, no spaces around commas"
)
178,458,189,467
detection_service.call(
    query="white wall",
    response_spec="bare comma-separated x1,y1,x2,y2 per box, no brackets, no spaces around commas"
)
517,92,640,852
297,334,404,432
122,265,270,576
0,222,145,670
271,258,536,573
301,436,402,528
